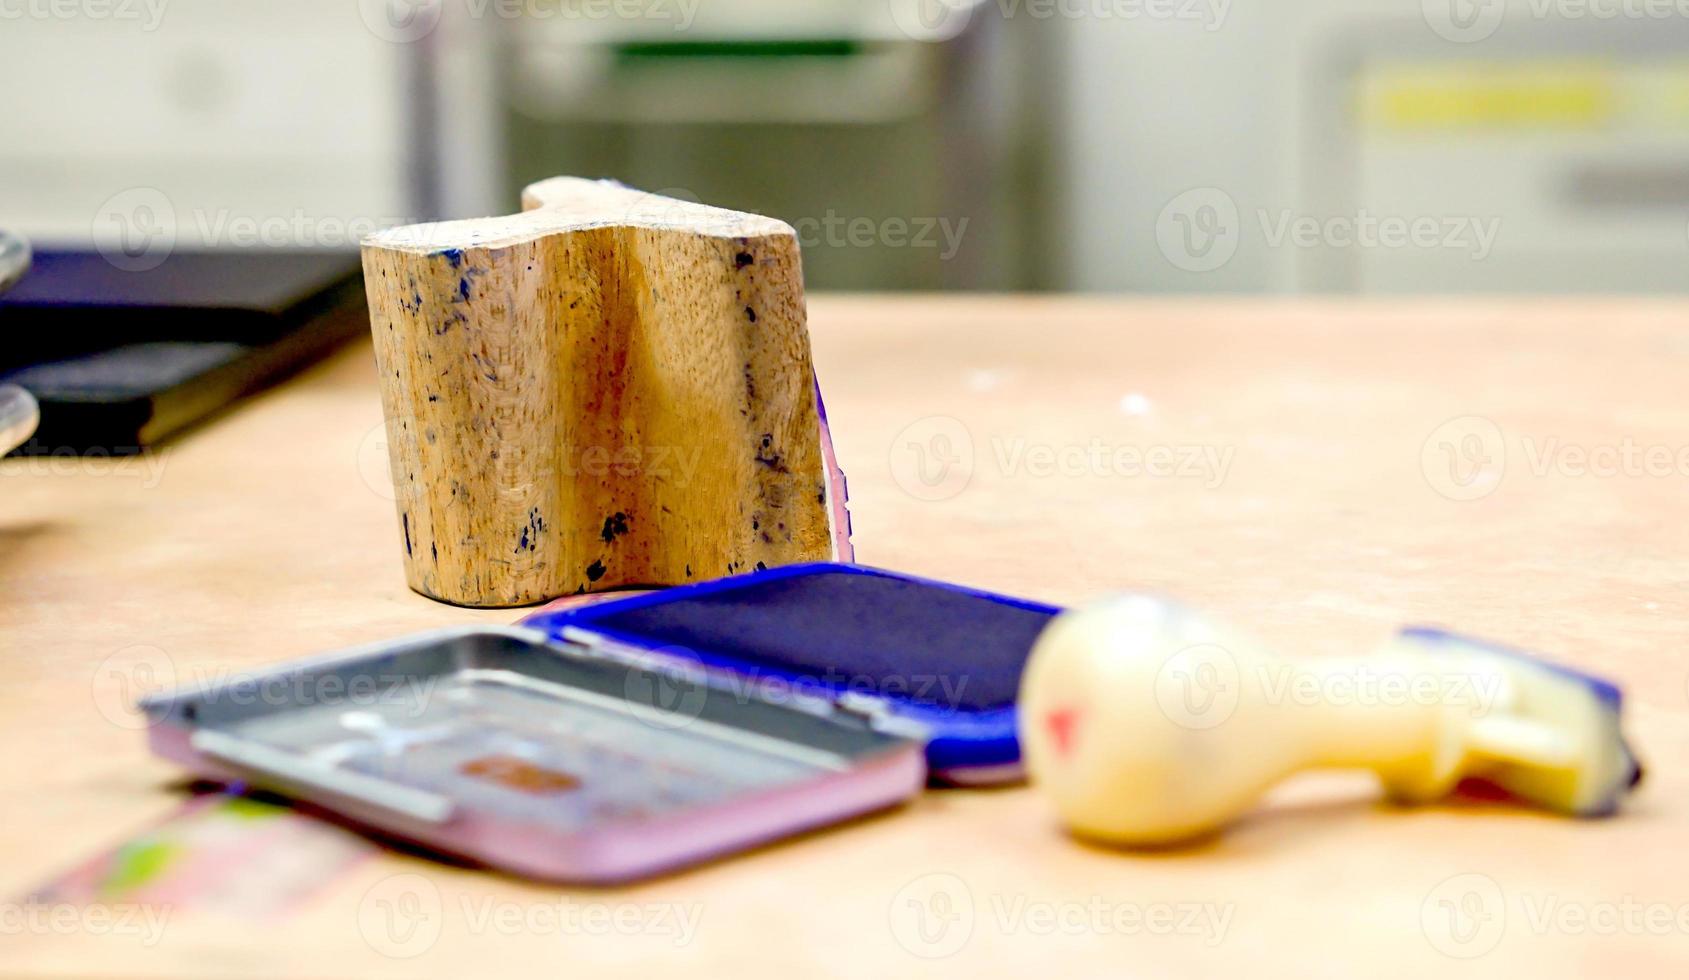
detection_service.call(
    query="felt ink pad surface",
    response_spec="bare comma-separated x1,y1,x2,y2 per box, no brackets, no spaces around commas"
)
529,563,1063,782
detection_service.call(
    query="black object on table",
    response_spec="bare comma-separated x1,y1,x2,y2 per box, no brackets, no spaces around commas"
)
0,250,366,455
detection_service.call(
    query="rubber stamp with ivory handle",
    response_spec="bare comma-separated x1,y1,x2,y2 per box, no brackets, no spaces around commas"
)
362,179,851,608
1019,595,1642,846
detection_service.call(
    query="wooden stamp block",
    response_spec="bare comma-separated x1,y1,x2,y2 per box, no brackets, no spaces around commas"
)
362,178,850,608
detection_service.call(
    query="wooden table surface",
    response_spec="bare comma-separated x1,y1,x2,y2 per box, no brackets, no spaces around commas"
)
3,296,1686,978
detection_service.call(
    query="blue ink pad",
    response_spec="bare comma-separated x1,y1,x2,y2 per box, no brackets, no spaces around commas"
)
527,563,1062,783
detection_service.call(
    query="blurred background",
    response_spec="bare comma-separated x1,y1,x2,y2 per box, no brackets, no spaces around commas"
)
5,0,1689,293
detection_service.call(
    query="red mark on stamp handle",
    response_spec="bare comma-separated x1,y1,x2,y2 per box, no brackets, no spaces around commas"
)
1046,707,1081,757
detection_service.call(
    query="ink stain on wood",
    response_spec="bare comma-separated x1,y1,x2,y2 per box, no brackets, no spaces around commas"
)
600,512,631,543
516,508,547,554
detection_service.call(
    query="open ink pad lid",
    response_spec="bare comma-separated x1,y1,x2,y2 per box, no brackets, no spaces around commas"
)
141,626,926,882
526,562,1063,783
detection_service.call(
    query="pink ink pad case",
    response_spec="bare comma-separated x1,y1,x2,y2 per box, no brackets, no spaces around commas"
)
140,625,925,883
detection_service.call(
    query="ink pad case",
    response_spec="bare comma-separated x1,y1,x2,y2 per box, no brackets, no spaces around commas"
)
141,626,925,883
524,563,1063,784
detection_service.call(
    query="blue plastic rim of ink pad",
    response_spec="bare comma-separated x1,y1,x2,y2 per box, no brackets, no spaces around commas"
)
524,563,1062,783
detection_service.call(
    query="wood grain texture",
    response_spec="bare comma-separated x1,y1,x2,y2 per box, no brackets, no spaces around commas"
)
362,179,832,607
3,297,1688,979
